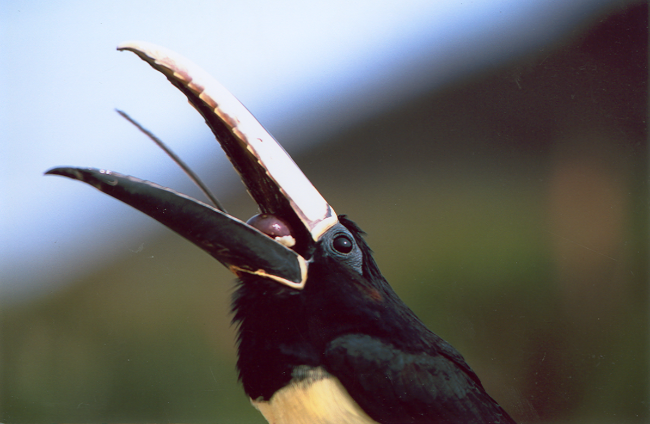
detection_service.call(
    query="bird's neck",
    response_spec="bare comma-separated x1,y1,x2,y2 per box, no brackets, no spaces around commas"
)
231,277,321,401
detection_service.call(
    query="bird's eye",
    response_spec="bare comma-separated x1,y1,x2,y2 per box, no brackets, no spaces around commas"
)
332,235,353,254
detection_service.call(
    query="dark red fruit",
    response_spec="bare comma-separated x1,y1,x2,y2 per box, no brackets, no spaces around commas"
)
246,214,295,247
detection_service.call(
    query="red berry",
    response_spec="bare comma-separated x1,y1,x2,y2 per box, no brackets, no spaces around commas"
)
246,214,295,248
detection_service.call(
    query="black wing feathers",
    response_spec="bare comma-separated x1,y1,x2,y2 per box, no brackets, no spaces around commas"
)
325,334,516,424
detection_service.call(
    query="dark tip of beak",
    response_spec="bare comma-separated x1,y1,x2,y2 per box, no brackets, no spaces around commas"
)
46,167,83,178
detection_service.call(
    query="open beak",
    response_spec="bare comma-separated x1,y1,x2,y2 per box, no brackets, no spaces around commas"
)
46,41,338,290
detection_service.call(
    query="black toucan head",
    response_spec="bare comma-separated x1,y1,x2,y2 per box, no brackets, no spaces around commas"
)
47,42,516,424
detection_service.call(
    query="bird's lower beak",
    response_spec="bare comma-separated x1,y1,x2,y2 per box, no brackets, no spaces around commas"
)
46,41,339,289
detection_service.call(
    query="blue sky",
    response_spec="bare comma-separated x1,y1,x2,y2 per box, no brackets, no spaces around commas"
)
1,0,622,302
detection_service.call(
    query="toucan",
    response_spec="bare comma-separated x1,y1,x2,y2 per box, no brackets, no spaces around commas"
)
47,42,516,424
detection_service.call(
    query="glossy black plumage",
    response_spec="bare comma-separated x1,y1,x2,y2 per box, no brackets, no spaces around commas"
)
234,217,516,423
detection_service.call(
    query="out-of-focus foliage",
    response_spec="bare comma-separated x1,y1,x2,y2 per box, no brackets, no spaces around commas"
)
2,4,646,422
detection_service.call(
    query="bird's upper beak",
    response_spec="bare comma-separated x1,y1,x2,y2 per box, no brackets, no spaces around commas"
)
46,41,338,290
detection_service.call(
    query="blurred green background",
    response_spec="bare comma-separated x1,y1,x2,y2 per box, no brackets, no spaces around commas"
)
2,4,647,423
